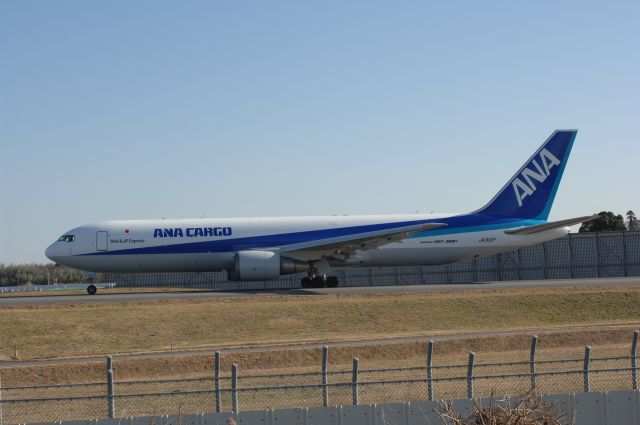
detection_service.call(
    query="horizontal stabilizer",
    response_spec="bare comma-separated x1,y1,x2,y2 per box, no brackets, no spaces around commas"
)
504,215,599,235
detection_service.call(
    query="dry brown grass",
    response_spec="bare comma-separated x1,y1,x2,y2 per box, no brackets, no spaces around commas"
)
2,327,635,424
0,284,637,425
1,286,639,360
1,326,636,387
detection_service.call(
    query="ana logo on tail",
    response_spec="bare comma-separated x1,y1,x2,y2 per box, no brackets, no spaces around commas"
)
512,148,561,207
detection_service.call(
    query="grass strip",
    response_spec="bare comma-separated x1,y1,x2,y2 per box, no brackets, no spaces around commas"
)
1,286,639,360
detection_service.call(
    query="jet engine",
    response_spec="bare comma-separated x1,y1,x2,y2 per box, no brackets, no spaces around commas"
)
227,250,308,281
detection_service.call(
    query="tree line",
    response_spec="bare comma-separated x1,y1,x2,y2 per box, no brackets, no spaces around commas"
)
579,210,639,232
0,263,86,286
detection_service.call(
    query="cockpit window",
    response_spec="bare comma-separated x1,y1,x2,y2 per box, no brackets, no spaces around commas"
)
57,235,75,242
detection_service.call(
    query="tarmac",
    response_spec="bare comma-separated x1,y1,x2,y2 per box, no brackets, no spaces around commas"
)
0,276,638,307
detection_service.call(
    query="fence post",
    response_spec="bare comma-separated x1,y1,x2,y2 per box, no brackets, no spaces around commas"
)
231,363,239,414
632,331,639,391
467,352,475,399
215,351,221,412
567,233,574,279
621,232,629,277
472,258,478,282
0,371,3,425
352,357,359,405
426,340,434,401
530,336,538,395
541,244,548,279
322,345,329,407
583,346,591,392
106,356,116,419
595,233,600,278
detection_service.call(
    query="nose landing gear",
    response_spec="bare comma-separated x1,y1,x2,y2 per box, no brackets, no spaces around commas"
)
85,272,97,295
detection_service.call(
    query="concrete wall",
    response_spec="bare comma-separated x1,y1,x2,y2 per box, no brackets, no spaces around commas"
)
30,390,640,425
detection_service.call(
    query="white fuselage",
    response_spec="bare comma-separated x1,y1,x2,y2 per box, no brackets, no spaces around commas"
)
45,129,581,283
45,213,568,273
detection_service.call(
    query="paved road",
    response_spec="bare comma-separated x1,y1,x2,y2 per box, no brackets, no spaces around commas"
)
1,276,639,307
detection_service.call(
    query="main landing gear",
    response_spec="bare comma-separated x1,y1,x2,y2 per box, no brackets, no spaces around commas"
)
300,275,339,288
300,262,339,288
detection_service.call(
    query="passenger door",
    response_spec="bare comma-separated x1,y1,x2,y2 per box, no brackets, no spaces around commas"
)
96,231,108,251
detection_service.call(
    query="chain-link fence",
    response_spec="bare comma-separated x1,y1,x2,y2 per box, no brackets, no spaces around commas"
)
1,331,638,424
102,231,640,289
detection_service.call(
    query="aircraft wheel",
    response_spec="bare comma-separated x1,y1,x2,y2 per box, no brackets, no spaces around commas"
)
326,276,339,288
312,277,326,288
301,278,313,288
87,284,97,295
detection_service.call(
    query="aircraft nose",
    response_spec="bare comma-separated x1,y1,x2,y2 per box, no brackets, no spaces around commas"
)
45,243,59,262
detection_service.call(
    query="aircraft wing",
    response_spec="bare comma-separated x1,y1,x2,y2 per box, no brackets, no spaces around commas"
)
281,222,447,260
504,215,599,235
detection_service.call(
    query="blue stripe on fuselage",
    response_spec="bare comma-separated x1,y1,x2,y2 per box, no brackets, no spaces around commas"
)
411,216,541,237
80,214,543,256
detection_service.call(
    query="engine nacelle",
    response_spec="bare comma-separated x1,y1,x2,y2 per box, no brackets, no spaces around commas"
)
227,250,307,281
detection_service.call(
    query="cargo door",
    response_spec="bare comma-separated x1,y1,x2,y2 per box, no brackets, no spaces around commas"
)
96,231,108,251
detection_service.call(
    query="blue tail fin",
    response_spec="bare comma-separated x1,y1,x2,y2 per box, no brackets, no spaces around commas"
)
475,130,577,221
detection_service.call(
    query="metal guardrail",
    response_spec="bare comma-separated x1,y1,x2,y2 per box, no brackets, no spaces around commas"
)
0,331,638,424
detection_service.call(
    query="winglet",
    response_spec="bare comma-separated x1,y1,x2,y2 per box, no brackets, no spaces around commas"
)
475,130,577,221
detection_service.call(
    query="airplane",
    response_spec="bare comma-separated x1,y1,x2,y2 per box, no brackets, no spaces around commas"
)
46,130,596,294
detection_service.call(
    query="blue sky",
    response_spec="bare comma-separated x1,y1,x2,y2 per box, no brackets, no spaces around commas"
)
1,1,638,263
